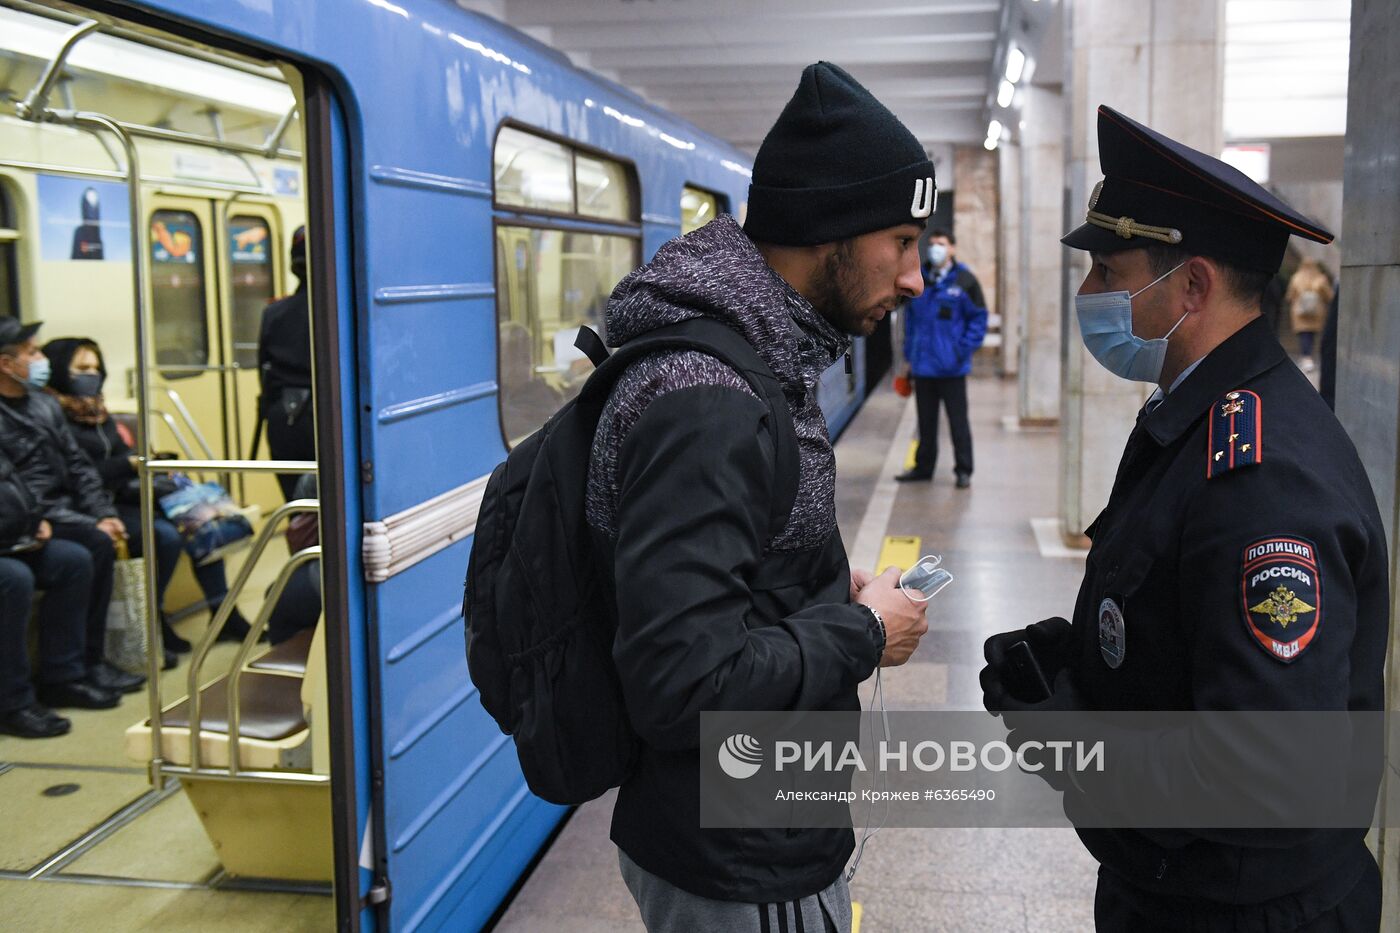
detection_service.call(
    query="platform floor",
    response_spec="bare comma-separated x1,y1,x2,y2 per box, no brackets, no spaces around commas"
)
496,374,1100,933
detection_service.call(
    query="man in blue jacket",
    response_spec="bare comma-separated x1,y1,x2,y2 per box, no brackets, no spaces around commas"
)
896,229,988,486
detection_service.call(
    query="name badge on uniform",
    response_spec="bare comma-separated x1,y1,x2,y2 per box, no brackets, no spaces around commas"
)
1098,597,1126,669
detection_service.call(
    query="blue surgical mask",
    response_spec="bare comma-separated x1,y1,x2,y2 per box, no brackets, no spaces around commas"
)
1074,262,1187,384
928,243,949,267
22,357,51,390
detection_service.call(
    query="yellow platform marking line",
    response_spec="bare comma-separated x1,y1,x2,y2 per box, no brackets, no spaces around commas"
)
852,901,863,932
876,535,921,575
903,439,918,472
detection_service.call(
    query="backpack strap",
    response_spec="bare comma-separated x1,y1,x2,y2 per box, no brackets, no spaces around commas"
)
580,318,799,545
573,325,611,367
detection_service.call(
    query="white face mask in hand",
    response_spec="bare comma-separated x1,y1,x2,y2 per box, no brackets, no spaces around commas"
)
1074,261,1186,384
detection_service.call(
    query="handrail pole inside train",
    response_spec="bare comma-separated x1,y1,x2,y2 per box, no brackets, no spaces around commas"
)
163,387,217,460
13,18,97,121
263,105,298,159
151,409,196,460
42,110,167,788
147,459,317,474
227,544,321,777
180,496,319,773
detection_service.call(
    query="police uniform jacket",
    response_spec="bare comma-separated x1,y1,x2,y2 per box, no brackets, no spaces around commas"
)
1066,316,1389,906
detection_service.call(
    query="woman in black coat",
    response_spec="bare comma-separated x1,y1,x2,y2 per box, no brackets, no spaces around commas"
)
41,338,251,651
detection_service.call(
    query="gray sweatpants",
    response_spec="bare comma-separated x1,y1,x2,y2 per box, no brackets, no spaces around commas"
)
618,848,852,933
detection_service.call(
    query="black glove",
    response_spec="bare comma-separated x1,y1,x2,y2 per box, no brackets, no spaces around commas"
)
1003,668,1090,793
980,617,1073,714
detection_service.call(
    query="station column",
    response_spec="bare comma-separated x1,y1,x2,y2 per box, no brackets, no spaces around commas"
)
1336,1,1400,922
1057,0,1225,542
1017,84,1064,426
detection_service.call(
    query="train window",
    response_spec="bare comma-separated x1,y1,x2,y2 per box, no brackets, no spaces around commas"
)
681,186,721,234
575,152,633,222
494,127,574,215
150,209,209,373
228,216,274,369
0,186,16,320
495,225,638,446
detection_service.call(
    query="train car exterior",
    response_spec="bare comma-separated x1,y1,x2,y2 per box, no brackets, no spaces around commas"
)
2,1,872,928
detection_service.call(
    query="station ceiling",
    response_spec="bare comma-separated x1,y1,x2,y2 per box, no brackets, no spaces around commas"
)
463,0,1002,153
464,0,1354,157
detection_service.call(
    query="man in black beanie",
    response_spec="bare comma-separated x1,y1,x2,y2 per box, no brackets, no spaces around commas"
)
587,62,933,933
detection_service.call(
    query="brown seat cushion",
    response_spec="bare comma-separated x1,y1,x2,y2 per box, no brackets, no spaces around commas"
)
161,671,306,742
248,627,315,676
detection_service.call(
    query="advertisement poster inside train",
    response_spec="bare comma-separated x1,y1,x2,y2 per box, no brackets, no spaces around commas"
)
36,174,132,262
150,213,201,265
229,218,271,264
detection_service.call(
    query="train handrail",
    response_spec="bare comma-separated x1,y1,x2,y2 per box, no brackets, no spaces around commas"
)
13,18,98,121
148,408,196,460
184,498,318,773
161,388,217,460
226,545,322,776
148,459,315,475
5,3,300,166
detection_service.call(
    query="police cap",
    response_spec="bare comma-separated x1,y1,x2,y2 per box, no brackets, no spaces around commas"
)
1061,105,1332,273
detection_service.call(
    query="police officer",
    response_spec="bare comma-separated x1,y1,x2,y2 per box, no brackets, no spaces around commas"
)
980,106,1388,930
257,226,314,499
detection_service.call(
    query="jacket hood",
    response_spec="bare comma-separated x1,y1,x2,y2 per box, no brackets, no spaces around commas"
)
604,215,850,393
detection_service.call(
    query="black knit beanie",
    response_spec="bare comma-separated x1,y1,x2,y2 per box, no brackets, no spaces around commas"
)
743,62,936,246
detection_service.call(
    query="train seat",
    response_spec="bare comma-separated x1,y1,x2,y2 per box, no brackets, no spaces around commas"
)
123,615,332,882
123,669,312,771
247,627,316,677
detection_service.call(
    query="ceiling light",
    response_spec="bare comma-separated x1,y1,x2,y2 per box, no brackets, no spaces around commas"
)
1005,46,1026,84
983,136,998,151
997,80,1015,108
988,119,1003,140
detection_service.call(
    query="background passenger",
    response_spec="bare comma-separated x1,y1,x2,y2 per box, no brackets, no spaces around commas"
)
0,318,137,697
258,226,315,499
42,337,252,652
1,445,117,736
896,229,988,487
265,473,321,646
1284,256,1333,373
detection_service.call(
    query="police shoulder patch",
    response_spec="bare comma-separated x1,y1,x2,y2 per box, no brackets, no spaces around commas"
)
1240,535,1322,663
1207,390,1262,479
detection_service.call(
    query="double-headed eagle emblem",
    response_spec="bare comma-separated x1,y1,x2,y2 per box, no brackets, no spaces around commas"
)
1249,584,1315,628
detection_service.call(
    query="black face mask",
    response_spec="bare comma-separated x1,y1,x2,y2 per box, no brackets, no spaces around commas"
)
70,372,104,398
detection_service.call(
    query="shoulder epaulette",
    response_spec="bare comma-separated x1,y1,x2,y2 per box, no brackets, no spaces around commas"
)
1207,389,1262,479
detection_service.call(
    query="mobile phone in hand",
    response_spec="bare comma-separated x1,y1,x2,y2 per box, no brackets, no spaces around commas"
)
1003,640,1052,703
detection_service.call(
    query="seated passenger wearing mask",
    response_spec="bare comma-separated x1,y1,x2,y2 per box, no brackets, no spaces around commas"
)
1,442,116,736
0,318,139,697
42,337,252,654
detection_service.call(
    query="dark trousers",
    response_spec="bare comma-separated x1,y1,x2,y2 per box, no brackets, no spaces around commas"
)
912,375,973,476
115,505,229,612
0,541,91,710
1094,854,1381,932
267,561,321,646
47,522,115,669
266,399,317,501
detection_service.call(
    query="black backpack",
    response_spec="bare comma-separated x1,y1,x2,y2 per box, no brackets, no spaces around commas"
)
465,317,799,804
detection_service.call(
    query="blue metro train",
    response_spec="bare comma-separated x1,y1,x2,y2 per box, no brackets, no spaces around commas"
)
3,0,871,928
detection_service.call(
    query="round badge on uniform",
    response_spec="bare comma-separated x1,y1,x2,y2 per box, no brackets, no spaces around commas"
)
1098,597,1126,669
